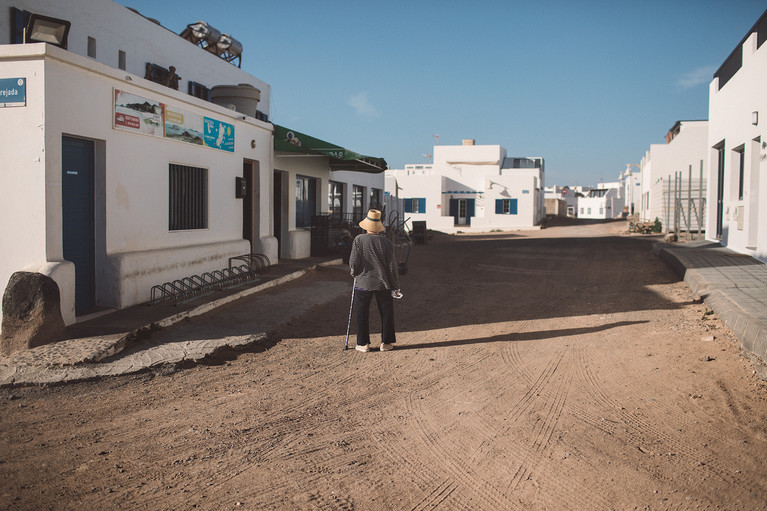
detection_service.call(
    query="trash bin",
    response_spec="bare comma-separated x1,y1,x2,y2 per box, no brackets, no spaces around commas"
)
412,221,426,244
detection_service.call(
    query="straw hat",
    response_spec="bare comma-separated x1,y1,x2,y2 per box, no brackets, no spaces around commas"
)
359,209,385,233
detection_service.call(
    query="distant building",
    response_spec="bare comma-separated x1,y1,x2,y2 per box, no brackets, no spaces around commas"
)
622,166,642,216
386,139,545,233
637,120,708,233
577,182,624,220
544,185,578,217
705,9,767,262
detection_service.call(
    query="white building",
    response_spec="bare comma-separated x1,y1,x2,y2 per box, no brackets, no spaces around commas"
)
0,0,386,333
637,120,708,232
577,181,624,220
622,165,642,216
386,140,545,233
272,125,386,259
544,185,579,217
705,10,767,262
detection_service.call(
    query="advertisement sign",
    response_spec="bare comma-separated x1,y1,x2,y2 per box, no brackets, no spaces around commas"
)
203,117,235,152
0,77,26,107
114,89,164,138
113,89,234,151
164,107,203,146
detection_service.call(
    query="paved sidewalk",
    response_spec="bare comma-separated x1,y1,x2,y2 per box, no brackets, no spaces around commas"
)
0,257,343,387
654,240,767,367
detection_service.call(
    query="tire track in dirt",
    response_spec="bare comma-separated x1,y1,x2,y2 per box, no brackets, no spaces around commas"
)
408,479,459,511
498,348,613,510
392,340,611,510
403,391,518,509
572,345,766,502
371,427,473,510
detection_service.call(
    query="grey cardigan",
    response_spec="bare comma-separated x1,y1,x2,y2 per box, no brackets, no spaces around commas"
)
349,233,400,291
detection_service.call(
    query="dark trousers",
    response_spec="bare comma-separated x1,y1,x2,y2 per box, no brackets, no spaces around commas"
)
355,289,396,346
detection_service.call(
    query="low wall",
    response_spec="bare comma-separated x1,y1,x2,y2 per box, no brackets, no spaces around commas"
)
108,239,251,308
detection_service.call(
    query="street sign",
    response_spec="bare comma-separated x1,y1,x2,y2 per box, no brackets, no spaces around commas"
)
0,77,26,107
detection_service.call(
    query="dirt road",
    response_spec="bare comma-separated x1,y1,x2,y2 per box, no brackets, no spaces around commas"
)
2,221,766,510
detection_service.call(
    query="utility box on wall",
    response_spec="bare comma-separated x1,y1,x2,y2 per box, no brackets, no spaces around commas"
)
235,177,247,198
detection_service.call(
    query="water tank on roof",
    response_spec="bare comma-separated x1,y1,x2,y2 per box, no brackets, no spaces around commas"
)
210,84,261,117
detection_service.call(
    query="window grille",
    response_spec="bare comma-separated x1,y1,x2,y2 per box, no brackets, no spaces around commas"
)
188,81,211,101
169,164,208,230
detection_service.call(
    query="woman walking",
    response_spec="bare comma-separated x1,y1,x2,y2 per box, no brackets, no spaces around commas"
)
349,209,401,352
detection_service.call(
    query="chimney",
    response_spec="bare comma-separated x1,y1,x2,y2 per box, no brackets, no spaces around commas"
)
462,139,475,146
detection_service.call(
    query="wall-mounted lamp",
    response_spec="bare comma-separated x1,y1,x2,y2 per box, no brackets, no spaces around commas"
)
250,139,256,149
753,111,759,126
25,14,71,49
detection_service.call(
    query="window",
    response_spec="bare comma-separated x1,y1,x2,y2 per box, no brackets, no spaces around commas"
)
188,81,211,101
369,188,382,210
296,175,316,228
495,199,518,215
328,181,343,223
736,146,745,200
404,198,425,213
118,50,126,70
145,62,180,90
11,8,27,44
87,36,96,58
169,164,207,230
353,185,364,222
599,207,604,215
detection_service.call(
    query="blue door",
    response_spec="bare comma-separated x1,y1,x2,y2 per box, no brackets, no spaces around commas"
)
62,136,95,313
449,198,475,225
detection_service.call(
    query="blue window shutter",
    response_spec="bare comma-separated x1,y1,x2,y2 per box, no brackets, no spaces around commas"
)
467,199,475,224
404,199,412,213
495,199,503,214
510,199,518,215
418,198,426,213
449,199,457,218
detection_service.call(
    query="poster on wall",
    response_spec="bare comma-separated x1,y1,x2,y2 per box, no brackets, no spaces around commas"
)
164,107,204,145
114,89,164,138
112,89,234,151
203,117,235,152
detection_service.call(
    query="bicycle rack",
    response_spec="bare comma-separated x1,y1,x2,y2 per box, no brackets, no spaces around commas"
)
150,254,268,306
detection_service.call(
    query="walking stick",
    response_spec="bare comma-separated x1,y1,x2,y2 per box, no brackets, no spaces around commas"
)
344,277,356,350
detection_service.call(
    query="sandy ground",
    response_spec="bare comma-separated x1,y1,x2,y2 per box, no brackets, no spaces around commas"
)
1,220,766,510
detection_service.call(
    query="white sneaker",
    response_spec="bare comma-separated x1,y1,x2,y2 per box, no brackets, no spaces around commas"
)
380,343,394,352
355,344,370,353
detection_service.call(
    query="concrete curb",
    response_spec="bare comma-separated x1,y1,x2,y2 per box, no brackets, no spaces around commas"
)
653,243,767,365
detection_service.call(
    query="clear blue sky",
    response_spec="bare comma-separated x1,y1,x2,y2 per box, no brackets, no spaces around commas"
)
117,0,765,186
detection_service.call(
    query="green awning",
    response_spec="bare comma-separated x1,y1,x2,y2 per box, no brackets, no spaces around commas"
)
274,124,387,173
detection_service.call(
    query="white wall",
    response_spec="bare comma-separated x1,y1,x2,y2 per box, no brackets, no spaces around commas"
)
0,0,271,115
577,188,623,219
434,144,505,166
273,155,330,259
638,121,708,225
706,30,767,262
